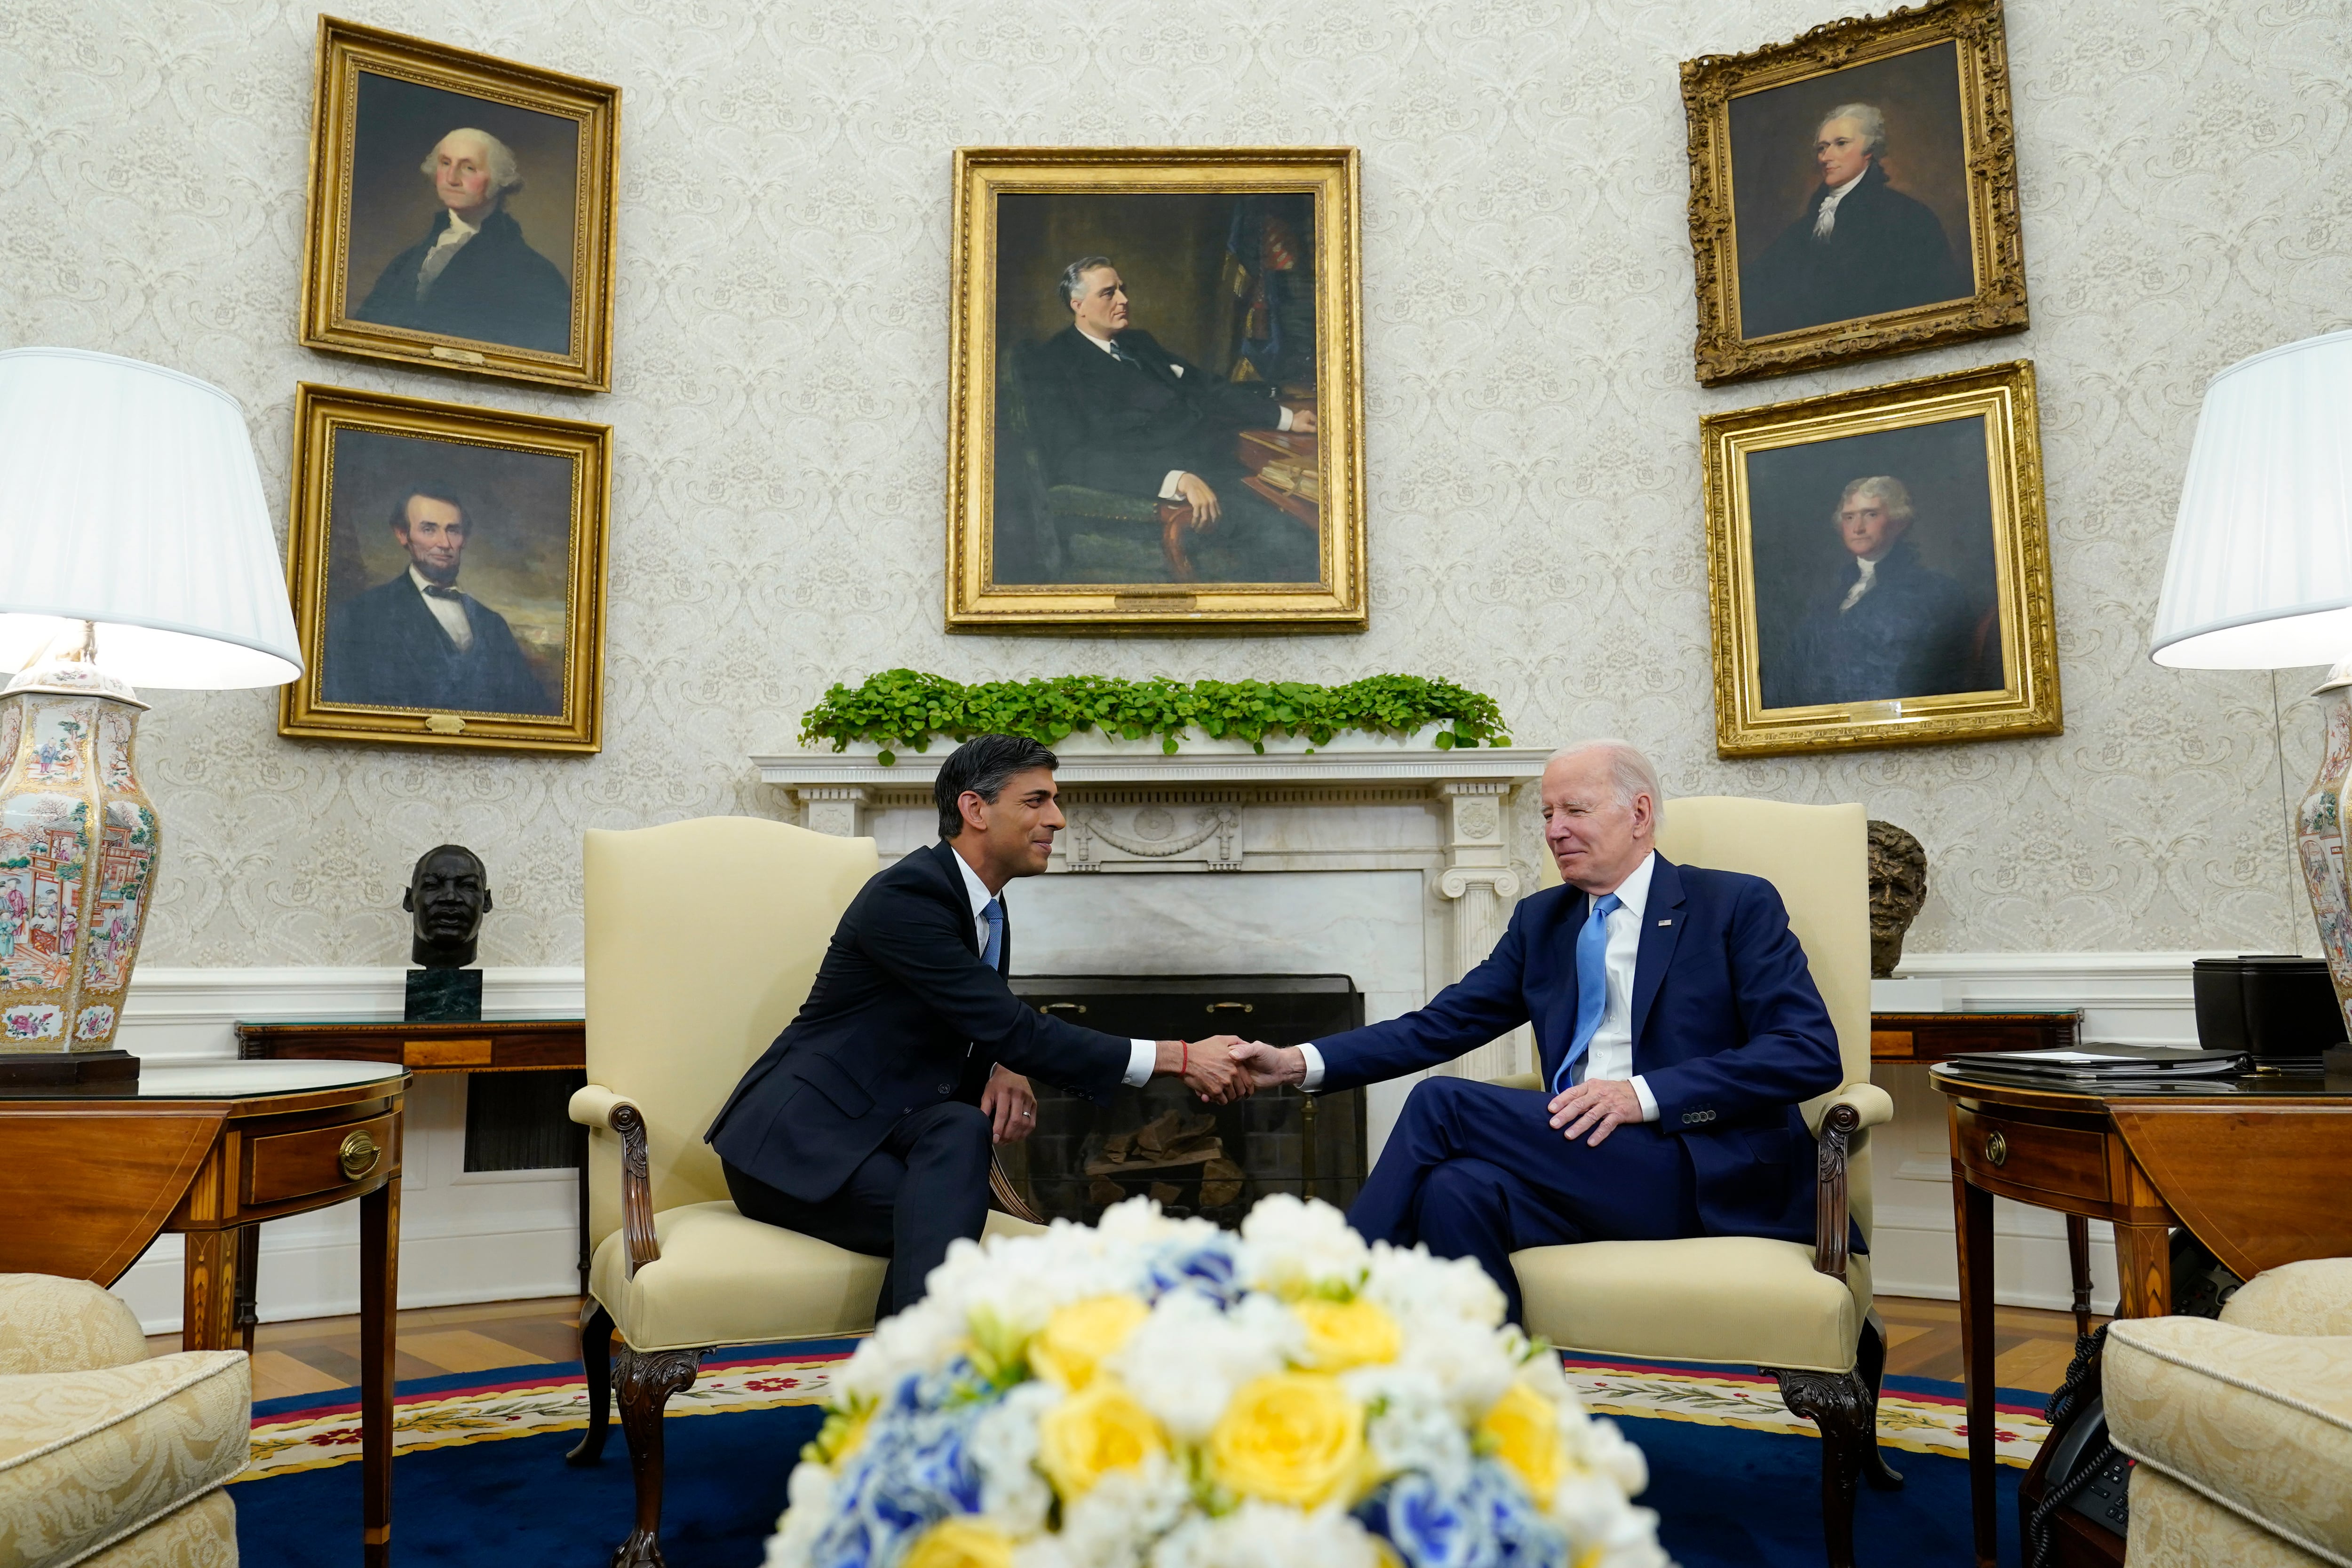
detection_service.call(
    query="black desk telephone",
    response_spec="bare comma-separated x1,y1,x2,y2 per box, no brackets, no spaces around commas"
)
2040,1395,2134,1535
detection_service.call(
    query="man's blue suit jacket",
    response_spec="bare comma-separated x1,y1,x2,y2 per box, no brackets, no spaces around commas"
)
1312,855,1848,1247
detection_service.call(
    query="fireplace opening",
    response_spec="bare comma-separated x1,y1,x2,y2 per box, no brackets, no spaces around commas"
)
1002,974,1367,1228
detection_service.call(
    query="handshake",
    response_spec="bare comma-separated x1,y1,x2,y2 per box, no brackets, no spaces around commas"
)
1162,1035,1307,1104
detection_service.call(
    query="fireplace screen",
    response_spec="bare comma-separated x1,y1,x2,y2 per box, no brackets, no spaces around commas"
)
1001,974,1367,1228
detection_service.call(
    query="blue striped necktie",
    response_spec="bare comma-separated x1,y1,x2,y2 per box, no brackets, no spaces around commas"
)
1554,893,1622,1093
980,898,1004,971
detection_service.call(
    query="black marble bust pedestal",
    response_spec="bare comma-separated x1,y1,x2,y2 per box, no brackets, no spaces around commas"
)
405,967,484,1022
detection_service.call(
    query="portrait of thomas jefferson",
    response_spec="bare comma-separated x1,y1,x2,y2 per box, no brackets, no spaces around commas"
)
351,127,572,355
1767,475,1986,710
1738,102,1970,340
322,486,559,716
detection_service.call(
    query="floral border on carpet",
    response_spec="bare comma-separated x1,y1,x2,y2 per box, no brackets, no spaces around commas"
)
235,1346,2044,1482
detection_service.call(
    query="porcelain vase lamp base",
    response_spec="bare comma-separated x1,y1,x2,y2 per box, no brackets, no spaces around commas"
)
0,629,161,1086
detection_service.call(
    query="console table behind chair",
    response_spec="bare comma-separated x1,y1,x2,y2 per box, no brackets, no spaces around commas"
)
0,1061,407,1568
1933,1065,2352,1568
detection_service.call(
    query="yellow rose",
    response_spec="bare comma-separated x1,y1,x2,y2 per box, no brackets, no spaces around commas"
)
1293,1297,1401,1371
1037,1378,1166,1497
900,1518,1015,1568
1029,1294,1151,1390
1479,1382,1568,1500
1210,1371,1365,1507
802,1402,871,1465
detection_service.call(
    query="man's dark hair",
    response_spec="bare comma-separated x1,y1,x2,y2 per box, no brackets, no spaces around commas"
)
935,734,1059,839
389,488,469,536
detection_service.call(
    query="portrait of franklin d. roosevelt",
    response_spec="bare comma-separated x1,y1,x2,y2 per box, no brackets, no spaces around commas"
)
317,428,573,718
990,192,1326,587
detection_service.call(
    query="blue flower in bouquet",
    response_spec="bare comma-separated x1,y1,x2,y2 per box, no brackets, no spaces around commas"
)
1144,1235,1243,1307
808,1363,996,1568
1359,1461,1568,1568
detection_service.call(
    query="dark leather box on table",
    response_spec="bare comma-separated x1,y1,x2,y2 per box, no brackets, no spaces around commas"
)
2192,956,2349,1063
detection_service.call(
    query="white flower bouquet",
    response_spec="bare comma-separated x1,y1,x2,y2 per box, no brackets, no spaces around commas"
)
765,1196,1668,1568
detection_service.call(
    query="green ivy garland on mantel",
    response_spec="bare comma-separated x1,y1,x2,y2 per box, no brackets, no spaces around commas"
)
800,670,1512,766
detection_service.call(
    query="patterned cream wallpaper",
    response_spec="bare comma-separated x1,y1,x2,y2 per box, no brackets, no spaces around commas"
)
4,0,2347,967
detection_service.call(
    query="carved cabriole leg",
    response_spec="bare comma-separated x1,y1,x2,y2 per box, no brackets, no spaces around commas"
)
1771,1365,1871,1568
567,1301,617,1466
1856,1313,1902,1491
609,1342,707,1568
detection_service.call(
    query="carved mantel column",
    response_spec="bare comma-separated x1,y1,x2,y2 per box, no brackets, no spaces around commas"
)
796,786,869,838
1435,781,1527,1080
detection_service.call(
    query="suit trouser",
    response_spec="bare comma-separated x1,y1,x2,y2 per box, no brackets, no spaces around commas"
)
1347,1076,1702,1327
720,1100,993,1319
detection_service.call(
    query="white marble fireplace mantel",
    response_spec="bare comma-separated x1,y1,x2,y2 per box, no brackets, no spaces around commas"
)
751,740,1556,1082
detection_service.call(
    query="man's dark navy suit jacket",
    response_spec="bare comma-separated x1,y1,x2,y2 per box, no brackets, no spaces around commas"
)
1312,855,1848,1247
705,840,1135,1205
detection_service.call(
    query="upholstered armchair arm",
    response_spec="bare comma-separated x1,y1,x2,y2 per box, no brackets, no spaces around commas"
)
1807,1085,1888,1283
1486,1071,1544,1091
570,1084,660,1279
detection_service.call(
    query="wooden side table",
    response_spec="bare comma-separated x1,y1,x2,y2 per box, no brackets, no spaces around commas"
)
239,1017,588,1293
0,1061,407,1567
1931,1065,2352,1568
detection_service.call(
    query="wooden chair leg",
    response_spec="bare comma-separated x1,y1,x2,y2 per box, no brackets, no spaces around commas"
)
1857,1311,1903,1491
565,1301,616,1466
608,1341,705,1568
1772,1365,1872,1568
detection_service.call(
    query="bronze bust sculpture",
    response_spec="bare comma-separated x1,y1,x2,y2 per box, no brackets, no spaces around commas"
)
404,844,491,1020
1867,820,1928,978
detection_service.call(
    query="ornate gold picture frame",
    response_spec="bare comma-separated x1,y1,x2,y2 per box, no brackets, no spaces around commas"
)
1701,360,2059,757
1683,0,2025,386
946,148,1366,634
279,384,612,753
298,17,620,392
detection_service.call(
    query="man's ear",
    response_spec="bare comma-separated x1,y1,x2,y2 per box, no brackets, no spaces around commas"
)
959,790,990,835
401,887,414,912
481,889,493,912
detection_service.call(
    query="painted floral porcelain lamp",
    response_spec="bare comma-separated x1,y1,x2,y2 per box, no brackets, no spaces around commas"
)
2152,327,2352,1046
0,347,300,1087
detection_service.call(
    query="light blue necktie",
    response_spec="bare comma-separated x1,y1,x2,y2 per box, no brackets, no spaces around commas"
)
1553,893,1622,1094
980,898,1004,972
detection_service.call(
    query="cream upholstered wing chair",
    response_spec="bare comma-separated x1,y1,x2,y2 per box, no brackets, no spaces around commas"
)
564,817,1044,1568
1495,797,1896,1568
0,1273,249,1568
2104,1256,2352,1566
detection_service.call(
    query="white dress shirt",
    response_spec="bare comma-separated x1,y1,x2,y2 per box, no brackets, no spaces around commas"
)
1837,554,1879,612
409,565,474,651
417,210,480,294
1298,851,1661,1122
1073,326,1296,501
1811,168,1867,240
951,850,1154,1087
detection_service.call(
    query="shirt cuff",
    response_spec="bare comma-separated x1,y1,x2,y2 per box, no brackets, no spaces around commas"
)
1125,1038,1156,1088
1629,1075,1659,1122
1276,407,1295,432
1297,1042,1326,1092
1159,470,1188,500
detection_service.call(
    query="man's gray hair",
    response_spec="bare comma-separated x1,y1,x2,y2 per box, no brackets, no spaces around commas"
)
1819,103,1887,159
1548,739,1665,827
1837,475,1915,525
421,128,524,198
1058,255,1114,311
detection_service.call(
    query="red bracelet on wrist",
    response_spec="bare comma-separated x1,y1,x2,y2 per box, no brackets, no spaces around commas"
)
1180,1040,1189,1077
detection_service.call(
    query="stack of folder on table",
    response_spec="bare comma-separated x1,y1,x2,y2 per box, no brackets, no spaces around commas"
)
1253,456,1320,503
1935,1044,2253,1083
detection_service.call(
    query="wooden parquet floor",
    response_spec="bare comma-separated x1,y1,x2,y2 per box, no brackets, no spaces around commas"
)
152,1293,2101,1406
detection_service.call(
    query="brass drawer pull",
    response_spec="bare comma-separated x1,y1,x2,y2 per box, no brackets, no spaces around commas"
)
1208,1002,1254,1014
340,1130,382,1180
1984,1130,2008,1168
1041,1002,1087,1015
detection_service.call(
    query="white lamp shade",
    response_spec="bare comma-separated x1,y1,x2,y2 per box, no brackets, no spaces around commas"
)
0,347,300,689
2152,327,2352,669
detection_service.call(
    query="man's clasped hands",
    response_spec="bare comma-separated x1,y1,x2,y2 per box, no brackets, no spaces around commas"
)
1167,1036,1651,1147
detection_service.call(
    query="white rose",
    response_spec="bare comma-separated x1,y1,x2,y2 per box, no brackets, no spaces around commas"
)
1110,1290,1289,1441
1237,1195,1370,1297
1344,1364,1471,1487
974,1381,1058,1535
1054,1452,1192,1568
1148,1501,1382,1568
